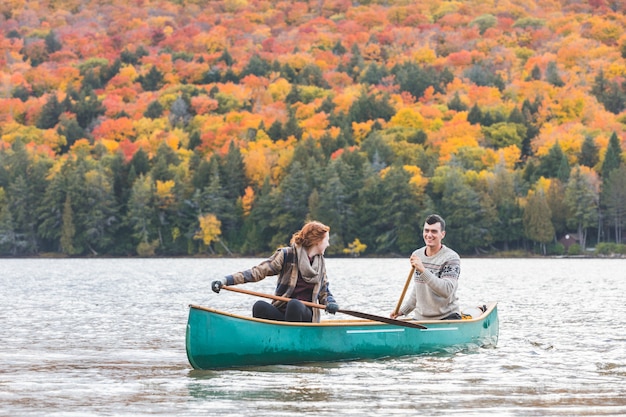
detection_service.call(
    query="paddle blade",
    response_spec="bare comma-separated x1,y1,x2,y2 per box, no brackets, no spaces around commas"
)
338,309,427,329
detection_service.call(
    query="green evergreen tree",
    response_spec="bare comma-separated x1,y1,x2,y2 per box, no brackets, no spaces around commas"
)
267,120,283,141
222,68,240,83
601,132,623,178
285,85,301,105
144,100,164,119
280,63,297,83
150,143,179,182
546,61,565,87
529,64,541,81
138,66,164,92
579,136,599,168
361,133,393,168
361,63,388,85
464,62,504,90
244,177,278,253
348,90,395,123
332,40,347,55
130,148,150,178
0,188,17,255
447,92,467,112
467,104,482,125
36,94,63,129
347,43,364,80
60,195,76,255
45,30,62,54
546,179,569,237
298,64,328,88
73,89,104,129
57,115,85,153
488,164,524,251
591,70,626,114
556,152,570,183
314,169,350,250
37,168,66,249
508,107,525,124
221,141,247,201
241,54,271,77
317,96,335,114
100,58,121,84
438,167,496,254
218,48,234,66
196,162,235,251
127,174,156,245
11,85,30,102
283,110,303,140
523,189,555,255
407,130,427,145
269,161,310,248
565,166,599,249
537,142,567,179
81,69,102,91
77,165,118,254
291,138,325,174
5,140,51,254
356,165,423,254
392,62,451,99
188,131,201,150
603,165,626,244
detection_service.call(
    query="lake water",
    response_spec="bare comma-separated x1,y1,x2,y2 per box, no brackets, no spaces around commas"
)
1,257,625,416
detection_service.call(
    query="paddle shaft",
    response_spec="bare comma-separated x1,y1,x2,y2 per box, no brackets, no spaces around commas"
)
223,284,326,310
221,285,427,329
393,267,415,316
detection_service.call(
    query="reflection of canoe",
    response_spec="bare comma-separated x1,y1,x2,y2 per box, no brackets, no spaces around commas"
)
185,302,499,370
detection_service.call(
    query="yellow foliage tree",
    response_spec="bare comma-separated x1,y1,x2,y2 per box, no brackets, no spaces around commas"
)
388,107,426,130
352,120,373,144
194,213,222,246
241,186,255,216
532,122,585,163
300,112,329,140
429,114,481,162
155,180,176,209
343,238,367,257
268,78,291,102
242,136,295,187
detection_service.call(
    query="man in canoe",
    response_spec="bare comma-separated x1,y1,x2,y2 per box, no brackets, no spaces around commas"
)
211,220,339,323
390,214,462,321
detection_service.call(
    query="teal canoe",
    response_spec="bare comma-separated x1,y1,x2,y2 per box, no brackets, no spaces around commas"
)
185,302,499,369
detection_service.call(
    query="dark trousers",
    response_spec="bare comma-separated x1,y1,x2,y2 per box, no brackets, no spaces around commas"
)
253,299,313,322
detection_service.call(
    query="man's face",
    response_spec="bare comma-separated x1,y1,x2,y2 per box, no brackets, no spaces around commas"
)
423,222,445,249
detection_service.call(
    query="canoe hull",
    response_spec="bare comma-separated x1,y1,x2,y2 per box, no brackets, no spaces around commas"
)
186,303,498,369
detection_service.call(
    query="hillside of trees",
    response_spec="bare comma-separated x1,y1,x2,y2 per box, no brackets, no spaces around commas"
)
0,0,625,257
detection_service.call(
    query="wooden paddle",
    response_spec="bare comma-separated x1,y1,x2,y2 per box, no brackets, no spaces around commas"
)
393,267,415,317
221,285,427,329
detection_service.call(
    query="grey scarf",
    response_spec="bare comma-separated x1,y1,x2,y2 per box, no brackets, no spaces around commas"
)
296,244,325,285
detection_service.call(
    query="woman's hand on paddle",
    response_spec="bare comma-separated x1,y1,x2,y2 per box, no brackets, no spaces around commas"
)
211,280,224,293
325,302,339,314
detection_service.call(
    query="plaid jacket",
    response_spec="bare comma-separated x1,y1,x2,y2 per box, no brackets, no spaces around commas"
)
224,246,336,322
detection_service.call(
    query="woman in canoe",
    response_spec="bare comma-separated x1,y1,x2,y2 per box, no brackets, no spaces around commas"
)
211,220,339,323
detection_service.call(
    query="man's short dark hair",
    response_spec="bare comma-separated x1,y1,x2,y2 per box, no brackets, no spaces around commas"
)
425,214,446,231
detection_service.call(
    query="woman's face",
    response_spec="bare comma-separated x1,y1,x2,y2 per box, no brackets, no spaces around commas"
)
314,231,330,255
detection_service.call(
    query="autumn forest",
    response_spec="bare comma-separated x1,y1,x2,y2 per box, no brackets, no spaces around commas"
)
1,0,625,257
